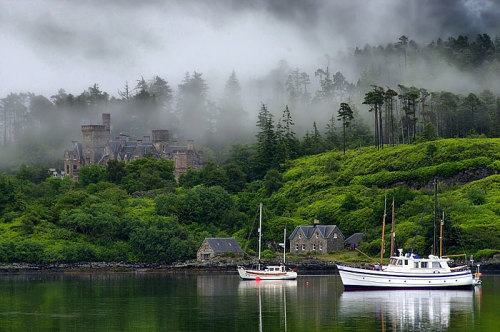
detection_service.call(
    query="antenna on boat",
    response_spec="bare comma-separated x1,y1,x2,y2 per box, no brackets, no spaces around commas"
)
380,194,387,265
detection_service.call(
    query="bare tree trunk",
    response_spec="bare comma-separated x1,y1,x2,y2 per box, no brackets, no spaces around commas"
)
379,104,384,149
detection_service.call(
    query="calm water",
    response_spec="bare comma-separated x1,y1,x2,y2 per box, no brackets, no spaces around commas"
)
0,273,497,331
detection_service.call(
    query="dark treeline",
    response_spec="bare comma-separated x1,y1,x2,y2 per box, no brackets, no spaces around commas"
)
1,33,500,171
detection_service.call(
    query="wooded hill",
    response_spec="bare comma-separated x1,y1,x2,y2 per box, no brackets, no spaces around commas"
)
0,138,499,264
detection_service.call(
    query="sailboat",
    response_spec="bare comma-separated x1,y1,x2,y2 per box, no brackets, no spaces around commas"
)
337,181,476,290
237,203,298,280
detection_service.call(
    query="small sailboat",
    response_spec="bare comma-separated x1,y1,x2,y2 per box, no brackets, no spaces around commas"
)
337,182,476,290
237,203,298,280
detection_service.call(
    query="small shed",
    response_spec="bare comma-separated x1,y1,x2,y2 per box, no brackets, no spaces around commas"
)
345,233,365,250
197,238,243,261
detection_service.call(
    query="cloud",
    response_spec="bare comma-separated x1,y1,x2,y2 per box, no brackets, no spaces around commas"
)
0,0,498,97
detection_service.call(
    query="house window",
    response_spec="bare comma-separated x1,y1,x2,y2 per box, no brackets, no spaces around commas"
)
313,244,316,250
295,244,298,251
334,233,338,239
301,244,305,251
319,244,322,251
316,233,319,239
298,234,301,239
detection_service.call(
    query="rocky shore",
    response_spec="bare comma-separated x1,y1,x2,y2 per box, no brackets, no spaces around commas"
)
0,257,337,274
1,255,498,274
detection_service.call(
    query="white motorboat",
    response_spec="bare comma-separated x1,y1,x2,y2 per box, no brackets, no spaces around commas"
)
337,249,473,290
238,203,298,280
337,182,478,290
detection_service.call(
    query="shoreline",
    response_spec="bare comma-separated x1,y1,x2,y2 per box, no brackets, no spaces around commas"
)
0,258,338,274
1,257,498,274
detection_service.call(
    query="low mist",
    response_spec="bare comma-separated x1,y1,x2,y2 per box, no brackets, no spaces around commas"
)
0,1,499,169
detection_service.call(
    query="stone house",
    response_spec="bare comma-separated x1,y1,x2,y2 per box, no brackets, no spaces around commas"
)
289,222,344,255
345,233,364,250
64,113,203,180
197,238,243,261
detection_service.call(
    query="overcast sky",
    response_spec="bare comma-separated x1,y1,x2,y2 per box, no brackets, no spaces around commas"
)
1,0,499,98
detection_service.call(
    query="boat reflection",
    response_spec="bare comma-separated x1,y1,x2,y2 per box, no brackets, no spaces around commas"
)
340,289,475,330
238,280,297,332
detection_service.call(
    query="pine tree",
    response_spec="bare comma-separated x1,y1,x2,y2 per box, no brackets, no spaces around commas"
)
255,104,278,176
337,102,354,155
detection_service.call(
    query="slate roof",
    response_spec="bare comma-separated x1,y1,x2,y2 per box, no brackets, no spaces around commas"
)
345,233,364,245
204,238,243,253
289,225,344,240
65,142,84,163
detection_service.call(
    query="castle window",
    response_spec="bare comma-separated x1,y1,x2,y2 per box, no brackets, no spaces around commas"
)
73,165,77,170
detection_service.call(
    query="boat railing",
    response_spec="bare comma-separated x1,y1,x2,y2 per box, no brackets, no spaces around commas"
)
450,265,469,272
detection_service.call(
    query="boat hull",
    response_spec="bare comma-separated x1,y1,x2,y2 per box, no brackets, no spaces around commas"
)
337,264,473,290
237,267,297,280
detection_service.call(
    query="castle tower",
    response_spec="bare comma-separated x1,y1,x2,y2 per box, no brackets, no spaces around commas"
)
152,129,170,155
80,113,111,165
102,113,111,136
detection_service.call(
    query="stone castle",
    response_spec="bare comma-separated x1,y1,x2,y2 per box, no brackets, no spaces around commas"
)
64,113,203,180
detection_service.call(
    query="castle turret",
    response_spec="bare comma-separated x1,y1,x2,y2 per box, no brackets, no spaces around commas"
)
82,124,107,165
102,113,111,135
152,129,169,155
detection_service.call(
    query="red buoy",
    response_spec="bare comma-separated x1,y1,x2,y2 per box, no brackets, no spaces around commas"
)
306,281,309,286
256,276,261,281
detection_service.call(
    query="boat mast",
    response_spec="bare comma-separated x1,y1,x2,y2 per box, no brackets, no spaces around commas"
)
380,194,387,265
439,211,444,258
433,179,438,256
283,228,286,265
390,196,395,257
258,202,262,271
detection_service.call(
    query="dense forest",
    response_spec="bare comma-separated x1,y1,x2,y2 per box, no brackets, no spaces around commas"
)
1,137,499,264
1,33,500,264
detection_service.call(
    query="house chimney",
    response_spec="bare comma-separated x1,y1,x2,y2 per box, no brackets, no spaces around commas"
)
314,219,320,225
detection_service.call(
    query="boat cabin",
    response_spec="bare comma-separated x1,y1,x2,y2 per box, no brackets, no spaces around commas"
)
384,249,453,273
264,265,286,273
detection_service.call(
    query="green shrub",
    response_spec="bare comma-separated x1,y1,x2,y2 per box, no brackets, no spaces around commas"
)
0,241,16,263
261,249,275,259
467,187,486,205
474,249,500,260
15,241,45,263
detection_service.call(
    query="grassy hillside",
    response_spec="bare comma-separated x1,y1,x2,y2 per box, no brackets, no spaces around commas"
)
0,138,499,264
267,138,500,258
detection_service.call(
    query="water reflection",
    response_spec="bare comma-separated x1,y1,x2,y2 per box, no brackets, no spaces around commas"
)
238,280,297,332
339,289,475,331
